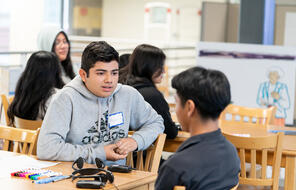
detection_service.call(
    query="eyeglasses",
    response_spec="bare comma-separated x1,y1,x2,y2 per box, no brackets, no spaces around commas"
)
55,40,68,46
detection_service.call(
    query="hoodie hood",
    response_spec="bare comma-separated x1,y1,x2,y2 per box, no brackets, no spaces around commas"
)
65,75,122,101
37,26,63,52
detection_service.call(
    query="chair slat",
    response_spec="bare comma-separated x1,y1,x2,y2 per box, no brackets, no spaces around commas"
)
13,142,19,152
21,143,28,154
136,152,144,170
261,149,267,179
250,149,256,178
127,132,166,173
240,149,246,178
3,140,9,151
144,149,153,171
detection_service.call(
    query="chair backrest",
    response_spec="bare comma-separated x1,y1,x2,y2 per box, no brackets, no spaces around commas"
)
0,125,40,155
126,132,166,173
1,94,14,126
173,186,186,190
223,132,283,190
14,116,42,130
156,65,169,97
220,104,276,128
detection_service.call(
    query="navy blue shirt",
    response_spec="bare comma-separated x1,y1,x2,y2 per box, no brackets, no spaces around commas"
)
155,129,240,190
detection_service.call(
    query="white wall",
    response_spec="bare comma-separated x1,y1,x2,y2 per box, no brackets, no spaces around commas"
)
9,0,44,51
102,0,145,39
102,0,227,42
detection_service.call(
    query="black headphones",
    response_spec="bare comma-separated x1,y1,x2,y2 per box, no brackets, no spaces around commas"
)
71,157,114,188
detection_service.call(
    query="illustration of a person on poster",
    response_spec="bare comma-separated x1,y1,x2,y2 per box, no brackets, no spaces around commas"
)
257,67,290,126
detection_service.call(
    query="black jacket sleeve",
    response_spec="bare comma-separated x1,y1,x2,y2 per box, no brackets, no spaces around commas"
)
139,87,178,139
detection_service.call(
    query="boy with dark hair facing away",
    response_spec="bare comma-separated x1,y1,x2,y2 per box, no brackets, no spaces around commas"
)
37,41,164,165
155,66,240,190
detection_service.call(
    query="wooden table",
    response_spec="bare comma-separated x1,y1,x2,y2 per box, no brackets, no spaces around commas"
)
0,151,157,190
163,125,296,190
163,131,190,152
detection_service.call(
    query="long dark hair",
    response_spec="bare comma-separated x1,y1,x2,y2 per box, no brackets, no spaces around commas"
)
7,51,64,124
122,44,165,84
51,31,75,80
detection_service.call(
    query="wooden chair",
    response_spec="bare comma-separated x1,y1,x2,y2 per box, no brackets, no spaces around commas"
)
223,132,283,190
126,132,166,173
220,104,276,128
174,186,185,190
14,116,42,130
0,125,40,155
1,94,14,126
157,65,169,97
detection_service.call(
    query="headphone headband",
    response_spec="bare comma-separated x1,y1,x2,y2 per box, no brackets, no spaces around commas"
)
72,157,105,171
72,168,105,176
71,157,114,184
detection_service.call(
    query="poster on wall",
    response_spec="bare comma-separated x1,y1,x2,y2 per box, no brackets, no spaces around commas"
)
196,42,296,125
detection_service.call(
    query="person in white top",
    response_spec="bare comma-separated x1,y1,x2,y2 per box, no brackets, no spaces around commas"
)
7,51,64,125
37,26,76,84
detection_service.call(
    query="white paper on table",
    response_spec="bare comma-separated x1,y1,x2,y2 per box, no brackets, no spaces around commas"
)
0,155,59,178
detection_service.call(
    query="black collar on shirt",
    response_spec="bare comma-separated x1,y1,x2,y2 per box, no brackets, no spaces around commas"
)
176,129,223,152
127,77,156,89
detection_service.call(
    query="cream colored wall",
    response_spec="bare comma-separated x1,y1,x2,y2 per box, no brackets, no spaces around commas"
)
101,0,227,42
274,5,296,45
102,0,145,39
277,0,296,5
9,0,44,51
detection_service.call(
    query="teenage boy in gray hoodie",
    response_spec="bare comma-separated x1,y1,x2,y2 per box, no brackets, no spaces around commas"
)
37,41,165,165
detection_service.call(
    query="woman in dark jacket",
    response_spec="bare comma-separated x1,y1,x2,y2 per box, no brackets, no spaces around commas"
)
123,44,178,139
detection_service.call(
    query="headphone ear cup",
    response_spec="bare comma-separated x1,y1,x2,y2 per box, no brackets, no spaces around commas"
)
72,157,84,170
95,158,105,169
106,171,114,183
94,173,106,182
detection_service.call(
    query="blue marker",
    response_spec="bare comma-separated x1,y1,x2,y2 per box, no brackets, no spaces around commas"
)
33,175,69,184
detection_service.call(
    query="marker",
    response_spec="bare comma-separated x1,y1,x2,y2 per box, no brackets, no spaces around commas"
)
52,175,70,182
33,175,69,184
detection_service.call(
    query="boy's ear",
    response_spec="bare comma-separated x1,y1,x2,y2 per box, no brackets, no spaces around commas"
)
79,69,87,82
186,100,196,117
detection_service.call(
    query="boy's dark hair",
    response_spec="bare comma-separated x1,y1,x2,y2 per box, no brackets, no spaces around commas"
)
81,41,119,76
172,66,231,120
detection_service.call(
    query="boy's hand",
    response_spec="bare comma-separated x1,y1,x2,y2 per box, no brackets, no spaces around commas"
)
104,144,127,161
115,138,138,155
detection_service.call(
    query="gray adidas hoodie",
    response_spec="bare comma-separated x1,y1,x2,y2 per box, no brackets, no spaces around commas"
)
37,76,164,165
